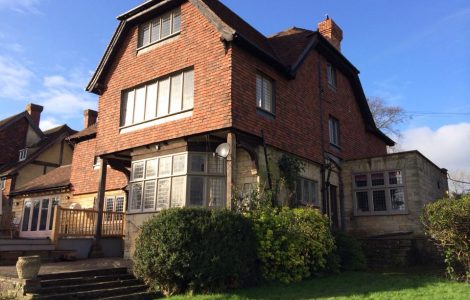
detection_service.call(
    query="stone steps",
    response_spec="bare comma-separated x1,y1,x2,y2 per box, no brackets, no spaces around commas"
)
27,268,159,300
0,250,76,266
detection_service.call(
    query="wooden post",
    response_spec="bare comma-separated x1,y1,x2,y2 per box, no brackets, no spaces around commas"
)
226,133,237,209
90,158,107,258
51,206,61,246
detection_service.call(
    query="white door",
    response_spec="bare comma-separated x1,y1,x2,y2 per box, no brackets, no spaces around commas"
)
20,197,59,238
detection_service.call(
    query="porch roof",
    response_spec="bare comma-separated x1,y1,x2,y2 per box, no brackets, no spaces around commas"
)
9,165,72,197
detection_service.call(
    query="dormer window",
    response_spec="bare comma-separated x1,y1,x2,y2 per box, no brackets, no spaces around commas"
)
19,149,28,162
138,7,181,49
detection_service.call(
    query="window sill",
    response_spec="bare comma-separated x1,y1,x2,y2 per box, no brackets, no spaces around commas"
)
120,109,193,134
256,107,275,120
136,31,181,53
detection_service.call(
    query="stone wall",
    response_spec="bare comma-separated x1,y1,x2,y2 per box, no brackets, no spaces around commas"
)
342,151,448,237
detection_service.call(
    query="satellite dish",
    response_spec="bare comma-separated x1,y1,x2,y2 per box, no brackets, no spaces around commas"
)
215,143,230,158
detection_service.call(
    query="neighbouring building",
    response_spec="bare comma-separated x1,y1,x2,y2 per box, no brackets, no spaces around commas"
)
0,103,76,236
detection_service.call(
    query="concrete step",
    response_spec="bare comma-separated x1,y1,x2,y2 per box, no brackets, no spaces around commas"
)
40,273,134,288
38,278,142,295
38,267,128,280
0,239,51,245
33,284,150,299
0,244,55,251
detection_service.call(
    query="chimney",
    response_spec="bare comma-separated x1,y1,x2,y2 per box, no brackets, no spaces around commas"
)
317,16,343,51
83,109,98,128
25,103,44,128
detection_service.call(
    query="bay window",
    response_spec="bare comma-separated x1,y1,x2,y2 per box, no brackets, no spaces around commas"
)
354,170,406,215
129,152,226,213
121,69,194,127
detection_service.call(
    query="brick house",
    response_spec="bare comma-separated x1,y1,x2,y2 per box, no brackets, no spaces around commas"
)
0,104,76,236
73,0,447,257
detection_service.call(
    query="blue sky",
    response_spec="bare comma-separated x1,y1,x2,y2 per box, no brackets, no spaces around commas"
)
0,0,469,178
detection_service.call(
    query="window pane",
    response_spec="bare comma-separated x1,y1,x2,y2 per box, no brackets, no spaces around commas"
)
172,154,186,175
156,178,170,210
296,179,302,203
138,22,150,47
171,176,185,208
256,74,263,108
373,190,387,211
262,78,273,112
49,198,59,230
105,197,114,211
134,86,146,124
182,70,194,110
190,154,206,173
39,199,49,231
146,159,157,178
122,90,135,126
22,201,31,231
132,162,145,180
169,73,183,114
145,82,158,120
309,181,317,204
159,156,172,177
131,183,143,210
115,197,125,213
150,18,161,43
31,200,40,231
208,177,225,208
355,175,368,187
371,173,385,186
157,77,170,117
390,188,405,211
189,176,205,206
208,155,224,174
172,8,181,33
303,180,309,204
389,171,403,185
143,180,156,210
161,13,171,38
356,191,369,212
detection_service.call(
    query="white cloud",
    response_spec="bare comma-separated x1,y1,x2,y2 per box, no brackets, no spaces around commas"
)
0,0,41,14
37,88,96,117
44,75,83,89
39,116,61,131
399,123,470,173
0,55,33,98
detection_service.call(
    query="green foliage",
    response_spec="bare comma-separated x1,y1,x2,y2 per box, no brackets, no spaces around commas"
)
422,196,470,282
232,188,274,214
277,154,305,207
249,207,335,283
133,208,258,296
334,231,367,271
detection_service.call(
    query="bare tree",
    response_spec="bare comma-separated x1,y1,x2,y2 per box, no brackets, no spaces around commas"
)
367,97,410,137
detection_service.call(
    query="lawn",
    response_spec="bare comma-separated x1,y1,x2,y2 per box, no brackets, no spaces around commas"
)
166,270,470,300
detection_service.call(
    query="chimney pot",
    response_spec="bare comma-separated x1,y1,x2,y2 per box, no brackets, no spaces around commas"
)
83,109,98,128
318,17,343,51
25,103,44,128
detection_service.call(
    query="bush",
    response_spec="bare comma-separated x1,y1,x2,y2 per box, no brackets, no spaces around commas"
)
249,207,335,283
334,231,367,271
422,196,470,282
133,208,258,296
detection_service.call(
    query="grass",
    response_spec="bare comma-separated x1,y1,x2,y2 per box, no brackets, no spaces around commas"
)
165,269,470,300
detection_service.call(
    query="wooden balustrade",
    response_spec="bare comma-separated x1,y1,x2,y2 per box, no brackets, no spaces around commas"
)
51,207,124,242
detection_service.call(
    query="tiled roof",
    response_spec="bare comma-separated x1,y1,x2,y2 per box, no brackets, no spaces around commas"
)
0,112,23,129
10,165,71,195
67,123,97,141
268,27,317,68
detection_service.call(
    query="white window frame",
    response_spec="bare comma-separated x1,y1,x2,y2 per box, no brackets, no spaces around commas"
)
128,152,226,213
327,63,337,89
19,149,28,162
137,7,181,49
120,69,194,128
104,195,127,221
353,170,407,216
329,117,340,147
296,177,319,206
256,73,275,114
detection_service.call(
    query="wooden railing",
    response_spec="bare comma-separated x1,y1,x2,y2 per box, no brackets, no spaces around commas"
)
51,207,124,242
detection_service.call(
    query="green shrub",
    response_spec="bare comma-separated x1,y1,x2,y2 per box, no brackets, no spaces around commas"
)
133,208,258,296
334,231,367,271
249,207,335,283
422,196,470,282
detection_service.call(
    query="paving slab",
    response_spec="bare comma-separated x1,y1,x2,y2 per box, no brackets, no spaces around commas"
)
0,258,129,278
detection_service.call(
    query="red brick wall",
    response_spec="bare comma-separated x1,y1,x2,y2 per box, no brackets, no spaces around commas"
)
231,45,387,163
95,2,232,155
70,138,127,195
0,118,28,165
